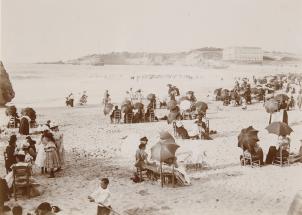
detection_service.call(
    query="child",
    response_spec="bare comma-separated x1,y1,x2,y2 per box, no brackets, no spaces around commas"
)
88,178,111,215
44,132,60,178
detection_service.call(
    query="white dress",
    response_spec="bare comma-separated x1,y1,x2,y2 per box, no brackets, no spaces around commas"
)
35,141,46,168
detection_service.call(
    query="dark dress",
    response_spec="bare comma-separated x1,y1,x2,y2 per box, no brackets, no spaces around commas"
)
5,145,16,172
19,117,30,135
0,178,10,210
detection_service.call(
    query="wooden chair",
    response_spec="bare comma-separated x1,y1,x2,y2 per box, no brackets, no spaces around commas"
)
148,109,155,122
12,165,31,200
112,110,121,124
240,151,260,167
125,113,133,124
4,151,9,174
8,116,16,128
273,145,290,167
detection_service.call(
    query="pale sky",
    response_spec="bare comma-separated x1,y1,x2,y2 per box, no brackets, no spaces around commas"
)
1,0,302,63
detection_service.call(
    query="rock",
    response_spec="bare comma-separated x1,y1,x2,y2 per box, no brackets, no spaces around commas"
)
0,61,15,106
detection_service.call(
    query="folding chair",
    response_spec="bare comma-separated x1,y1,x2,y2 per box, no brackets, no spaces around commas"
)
125,113,133,124
12,165,31,200
112,110,121,124
273,145,290,167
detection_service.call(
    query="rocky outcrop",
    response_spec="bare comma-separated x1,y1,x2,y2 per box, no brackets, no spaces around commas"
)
0,61,15,106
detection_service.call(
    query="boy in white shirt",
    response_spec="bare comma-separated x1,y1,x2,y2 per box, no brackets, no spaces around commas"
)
88,178,111,215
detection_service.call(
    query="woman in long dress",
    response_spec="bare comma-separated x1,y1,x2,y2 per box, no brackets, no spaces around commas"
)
50,125,65,170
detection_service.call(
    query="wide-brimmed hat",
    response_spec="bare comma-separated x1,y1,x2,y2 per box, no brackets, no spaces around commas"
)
49,121,59,129
140,136,148,142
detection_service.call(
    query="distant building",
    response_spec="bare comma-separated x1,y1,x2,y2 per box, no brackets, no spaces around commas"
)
223,47,263,63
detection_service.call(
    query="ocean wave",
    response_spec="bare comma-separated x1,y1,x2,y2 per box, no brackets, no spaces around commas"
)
12,75,42,80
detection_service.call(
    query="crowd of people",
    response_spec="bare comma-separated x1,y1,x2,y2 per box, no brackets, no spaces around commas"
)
1,119,65,214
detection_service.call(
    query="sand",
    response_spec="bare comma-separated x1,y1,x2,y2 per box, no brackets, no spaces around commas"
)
0,63,302,215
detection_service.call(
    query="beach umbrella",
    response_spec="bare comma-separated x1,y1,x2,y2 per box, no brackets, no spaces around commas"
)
134,102,144,110
122,99,132,105
265,100,279,113
160,138,176,145
195,101,208,113
167,112,180,123
237,126,259,150
151,142,179,162
147,93,156,101
178,96,189,104
186,91,194,95
265,99,279,124
151,141,180,188
159,131,175,142
167,100,177,110
179,100,191,111
265,121,293,136
121,104,132,113
103,103,114,115
275,94,289,102
214,88,222,95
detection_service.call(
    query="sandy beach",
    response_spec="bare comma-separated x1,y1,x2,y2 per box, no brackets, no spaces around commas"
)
1,63,302,215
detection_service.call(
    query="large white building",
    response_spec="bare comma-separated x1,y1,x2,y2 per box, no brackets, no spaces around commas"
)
223,47,263,63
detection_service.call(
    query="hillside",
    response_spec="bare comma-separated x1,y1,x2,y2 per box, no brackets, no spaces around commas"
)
46,47,301,67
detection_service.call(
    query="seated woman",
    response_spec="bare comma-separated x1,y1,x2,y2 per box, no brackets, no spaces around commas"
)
5,151,41,197
135,143,153,170
265,135,290,165
241,143,264,166
133,108,145,123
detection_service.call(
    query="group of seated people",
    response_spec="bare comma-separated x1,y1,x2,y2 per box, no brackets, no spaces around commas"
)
173,112,216,140
132,136,191,186
240,136,302,166
110,105,158,124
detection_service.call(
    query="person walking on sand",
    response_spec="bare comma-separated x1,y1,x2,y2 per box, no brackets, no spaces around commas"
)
44,132,60,178
88,178,111,215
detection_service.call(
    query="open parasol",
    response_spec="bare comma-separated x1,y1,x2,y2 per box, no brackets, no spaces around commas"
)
238,126,259,150
179,100,191,111
147,93,156,101
195,101,208,113
274,94,289,103
264,99,279,124
121,104,132,113
159,131,175,142
134,102,144,110
265,121,293,136
151,141,180,187
167,100,177,110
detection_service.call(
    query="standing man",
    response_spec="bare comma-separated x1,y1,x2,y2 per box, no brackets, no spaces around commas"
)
88,178,111,215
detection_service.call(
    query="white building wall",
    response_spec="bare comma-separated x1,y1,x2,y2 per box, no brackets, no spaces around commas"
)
223,47,263,62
